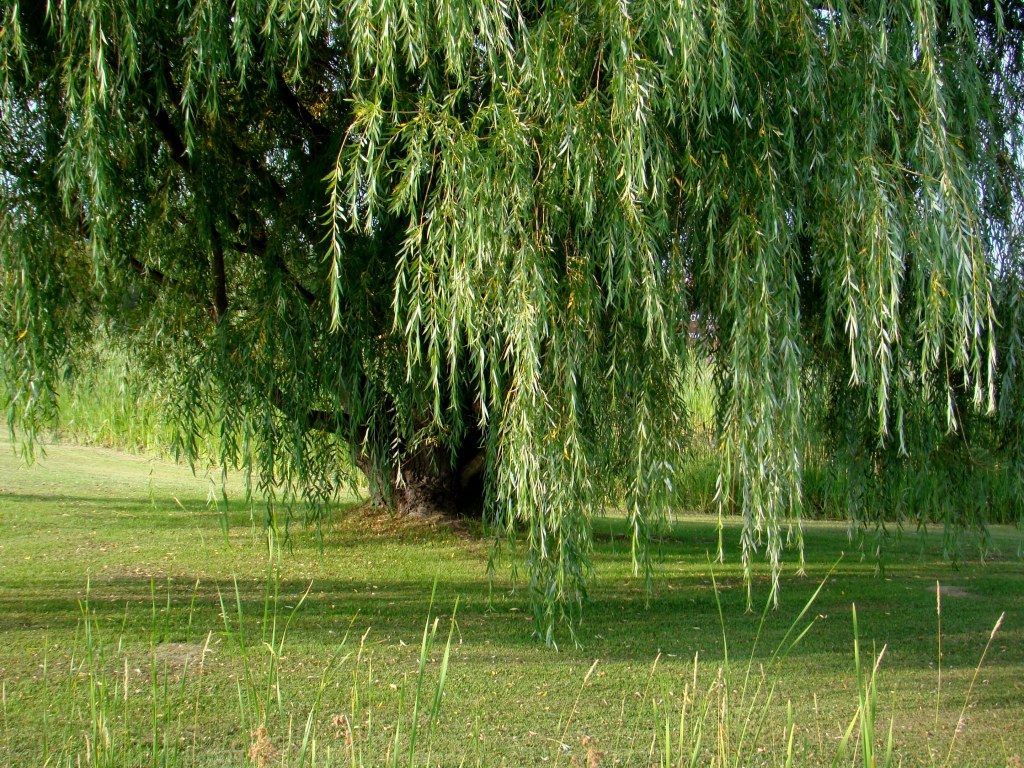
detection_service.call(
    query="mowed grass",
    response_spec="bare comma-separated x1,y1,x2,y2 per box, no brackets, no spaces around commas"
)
0,439,1021,767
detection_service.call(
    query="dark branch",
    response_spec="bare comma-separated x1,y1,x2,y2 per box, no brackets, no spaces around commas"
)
224,221,318,306
128,256,169,286
151,106,192,173
275,72,332,148
271,252,317,306
144,76,316,311
210,225,229,320
271,387,343,433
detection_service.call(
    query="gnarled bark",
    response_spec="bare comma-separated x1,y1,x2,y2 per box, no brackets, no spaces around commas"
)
358,432,486,519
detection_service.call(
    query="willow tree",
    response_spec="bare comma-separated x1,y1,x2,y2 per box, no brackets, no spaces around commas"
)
1,1,1021,638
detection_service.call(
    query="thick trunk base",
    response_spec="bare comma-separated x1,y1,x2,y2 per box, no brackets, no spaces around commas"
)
360,439,485,520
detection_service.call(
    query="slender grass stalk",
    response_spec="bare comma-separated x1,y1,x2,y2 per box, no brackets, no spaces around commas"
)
622,653,662,767
552,659,599,768
784,700,796,768
0,679,6,768
943,611,1006,766
935,580,942,734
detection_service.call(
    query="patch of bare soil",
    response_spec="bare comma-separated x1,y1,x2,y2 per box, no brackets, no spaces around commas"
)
353,501,480,540
147,641,213,675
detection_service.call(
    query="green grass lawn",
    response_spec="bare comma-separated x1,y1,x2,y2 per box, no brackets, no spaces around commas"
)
0,438,1021,767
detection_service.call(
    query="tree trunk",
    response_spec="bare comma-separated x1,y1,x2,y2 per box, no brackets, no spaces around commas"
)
359,433,486,519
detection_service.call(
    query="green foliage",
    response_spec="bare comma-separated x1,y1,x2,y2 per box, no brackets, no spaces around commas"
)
53,342,179,454
1,0,1022,639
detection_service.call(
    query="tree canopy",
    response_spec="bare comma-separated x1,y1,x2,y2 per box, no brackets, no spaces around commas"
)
1,0,1022,641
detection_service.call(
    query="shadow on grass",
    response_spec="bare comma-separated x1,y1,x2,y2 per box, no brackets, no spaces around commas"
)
1,488,1020,672
1,566,1018,673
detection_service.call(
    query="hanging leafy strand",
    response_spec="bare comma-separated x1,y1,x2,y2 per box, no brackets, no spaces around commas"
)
1,0,1020,640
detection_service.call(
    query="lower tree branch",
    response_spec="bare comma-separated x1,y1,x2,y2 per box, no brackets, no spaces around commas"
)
270,387,344,434
226,223,317,306
128,256,169,286
210,225,229,321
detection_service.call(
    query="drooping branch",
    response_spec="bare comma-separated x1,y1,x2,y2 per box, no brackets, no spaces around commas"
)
969,0,1024,36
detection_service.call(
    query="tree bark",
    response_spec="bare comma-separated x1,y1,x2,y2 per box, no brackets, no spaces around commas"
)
359,432,486,519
